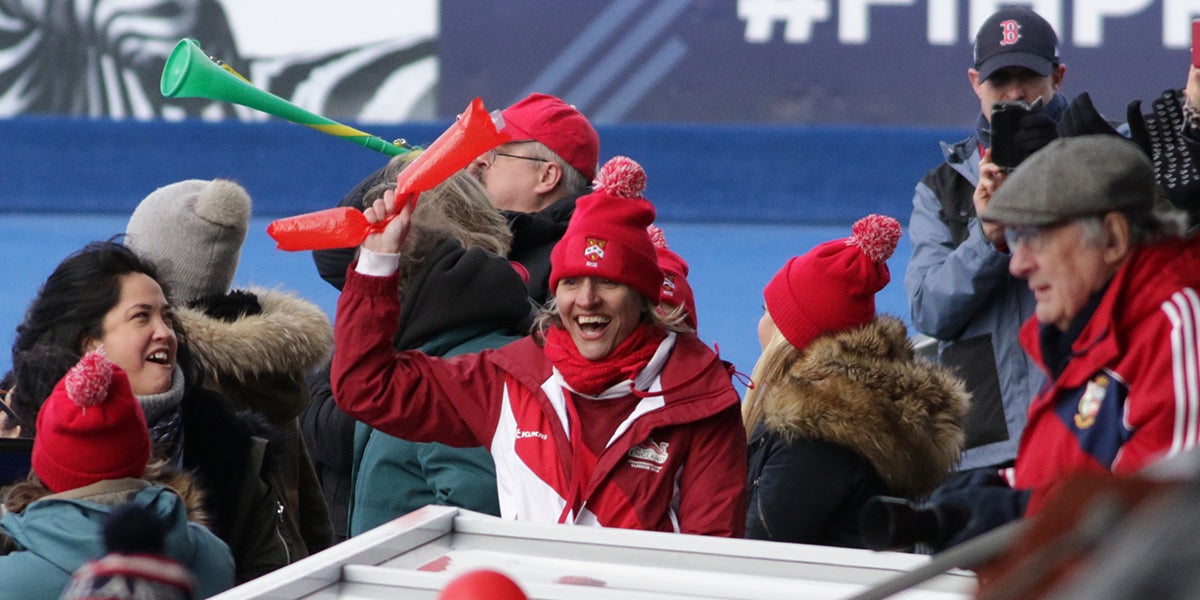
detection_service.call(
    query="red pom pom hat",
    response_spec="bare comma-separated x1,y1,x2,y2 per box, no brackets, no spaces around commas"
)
647,224,697,330
550,156,663,303
32,350,151,493
763,214,902,350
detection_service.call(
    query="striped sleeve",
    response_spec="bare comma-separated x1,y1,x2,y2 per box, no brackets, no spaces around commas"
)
1162,288,1200,457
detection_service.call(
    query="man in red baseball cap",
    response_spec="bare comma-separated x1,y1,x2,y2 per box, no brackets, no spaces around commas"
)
469,93,599,304
475,93,599,212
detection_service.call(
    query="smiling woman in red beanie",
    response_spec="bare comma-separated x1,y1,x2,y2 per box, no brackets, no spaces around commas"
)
331,156,746,536
743,215,969,548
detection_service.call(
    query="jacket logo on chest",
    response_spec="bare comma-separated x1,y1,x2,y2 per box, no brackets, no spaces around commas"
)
516,427,548,441
627,439,669,473
1074,375,1109,430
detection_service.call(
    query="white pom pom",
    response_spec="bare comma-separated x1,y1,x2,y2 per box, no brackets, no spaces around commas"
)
592,156,646,199
848,214,902,263
64,350,114,408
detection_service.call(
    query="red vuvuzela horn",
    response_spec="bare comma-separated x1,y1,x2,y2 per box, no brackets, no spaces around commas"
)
267,97,511,251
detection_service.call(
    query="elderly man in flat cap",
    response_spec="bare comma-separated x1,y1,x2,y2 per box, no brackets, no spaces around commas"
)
921,135,1200,550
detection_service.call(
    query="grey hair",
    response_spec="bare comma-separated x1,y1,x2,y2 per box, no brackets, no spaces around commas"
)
1076,203,1190,247
524,140,591,196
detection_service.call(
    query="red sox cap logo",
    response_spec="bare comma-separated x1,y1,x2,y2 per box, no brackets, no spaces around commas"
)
999,19,1022,46
584,237,606,264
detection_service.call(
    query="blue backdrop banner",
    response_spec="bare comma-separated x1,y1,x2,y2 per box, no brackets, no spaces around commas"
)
440,0,1192,126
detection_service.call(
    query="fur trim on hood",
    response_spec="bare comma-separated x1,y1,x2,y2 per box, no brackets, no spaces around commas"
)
759,316,968,497
178,287,333,382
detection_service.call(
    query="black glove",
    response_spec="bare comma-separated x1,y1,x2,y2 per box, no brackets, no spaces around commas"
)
1057,92,1120,138
994,110,1058,170
1128,90,1200,227
927,469,1030,552
1010,111,1059,159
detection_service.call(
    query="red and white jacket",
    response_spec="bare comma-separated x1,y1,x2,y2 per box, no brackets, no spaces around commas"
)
332,268,747,536
1009,237,1200,513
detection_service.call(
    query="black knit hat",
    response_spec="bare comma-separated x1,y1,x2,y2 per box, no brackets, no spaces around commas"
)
59,503,195,600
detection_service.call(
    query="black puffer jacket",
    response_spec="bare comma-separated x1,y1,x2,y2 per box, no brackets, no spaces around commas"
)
746,317,968,548
179,288,335,559
177,383,292,583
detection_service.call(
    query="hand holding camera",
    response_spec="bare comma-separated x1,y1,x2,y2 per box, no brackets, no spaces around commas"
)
990,97,1057,171
974,151,1011,252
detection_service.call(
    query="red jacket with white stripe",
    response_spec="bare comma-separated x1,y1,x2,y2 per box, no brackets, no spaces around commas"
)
331,269,747,536
1009,236,1200,513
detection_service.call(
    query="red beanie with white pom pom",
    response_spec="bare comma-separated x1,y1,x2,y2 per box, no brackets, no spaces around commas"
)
33,349,150,493
550,156,663,303
764,214,902,350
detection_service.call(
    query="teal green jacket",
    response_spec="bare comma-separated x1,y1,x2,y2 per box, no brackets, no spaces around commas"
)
0,479,235,599
348,325,518,535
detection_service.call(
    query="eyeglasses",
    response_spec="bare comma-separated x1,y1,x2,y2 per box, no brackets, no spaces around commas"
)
483,149,549,167
1003,221,1071,251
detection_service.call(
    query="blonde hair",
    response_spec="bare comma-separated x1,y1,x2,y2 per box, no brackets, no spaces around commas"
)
741,328,806,437
363,150,513,257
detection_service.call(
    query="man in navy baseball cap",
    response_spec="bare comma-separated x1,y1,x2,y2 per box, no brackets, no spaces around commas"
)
973,6,1060,83
904,6,1068,474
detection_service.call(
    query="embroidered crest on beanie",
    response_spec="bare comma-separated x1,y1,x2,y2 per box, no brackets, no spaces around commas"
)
32,350,151,493
550,156,663,302
763,214,902,350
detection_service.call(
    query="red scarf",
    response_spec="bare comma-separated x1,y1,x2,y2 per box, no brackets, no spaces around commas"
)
543,324,667,396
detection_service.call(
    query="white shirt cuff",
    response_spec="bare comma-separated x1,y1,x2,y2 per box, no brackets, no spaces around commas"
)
355,248,401,276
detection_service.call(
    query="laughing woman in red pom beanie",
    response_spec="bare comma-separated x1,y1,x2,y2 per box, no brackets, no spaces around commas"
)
332,156,746,536
743,215,969,548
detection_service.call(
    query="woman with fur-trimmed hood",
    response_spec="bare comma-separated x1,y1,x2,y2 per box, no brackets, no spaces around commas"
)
744,215,968,548
125,179,336,560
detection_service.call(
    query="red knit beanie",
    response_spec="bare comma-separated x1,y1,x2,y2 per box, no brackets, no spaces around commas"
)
550,156,663,303
647,225,697,330
763,214,902,350
501,93,600,180
33,350,151,493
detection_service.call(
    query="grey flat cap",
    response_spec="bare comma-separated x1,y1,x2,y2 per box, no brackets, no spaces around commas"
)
982,135,1155,226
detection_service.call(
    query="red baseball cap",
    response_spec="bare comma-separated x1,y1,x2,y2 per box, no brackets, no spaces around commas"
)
501,93,599,181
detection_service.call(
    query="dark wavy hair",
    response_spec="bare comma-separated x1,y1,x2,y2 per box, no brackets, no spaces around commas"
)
7,240,182,432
